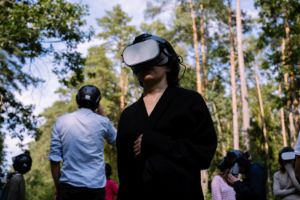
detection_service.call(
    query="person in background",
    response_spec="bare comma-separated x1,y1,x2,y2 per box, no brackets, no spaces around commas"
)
211,157,236,200
116,33,217,200
1,150,32,200
226,150,267,200
49,85,116,200
105,163,118,200
273,147,300,200
294,131,300,181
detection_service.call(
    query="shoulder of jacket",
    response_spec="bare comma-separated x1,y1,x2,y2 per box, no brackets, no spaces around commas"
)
175,87,202,97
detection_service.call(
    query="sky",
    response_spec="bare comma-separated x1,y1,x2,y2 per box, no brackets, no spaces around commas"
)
5,0,257,163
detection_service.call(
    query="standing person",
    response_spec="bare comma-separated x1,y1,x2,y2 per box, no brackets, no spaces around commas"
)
49,85,116,200
116,33,217,200
273,147,300,200
211,157,236,200
1,150,32,200
105,163,118,200
226,150,267,200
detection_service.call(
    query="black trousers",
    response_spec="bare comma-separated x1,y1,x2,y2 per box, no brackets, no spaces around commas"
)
57,183,105,200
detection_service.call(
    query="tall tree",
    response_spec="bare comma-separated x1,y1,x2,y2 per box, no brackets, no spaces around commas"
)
236,0,250,150
188,0,204,95
255,0,300,144
97,5,138,111
227,0,239,149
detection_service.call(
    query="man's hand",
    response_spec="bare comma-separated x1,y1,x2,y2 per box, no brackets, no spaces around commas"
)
96,103,106,116
134,134,143,157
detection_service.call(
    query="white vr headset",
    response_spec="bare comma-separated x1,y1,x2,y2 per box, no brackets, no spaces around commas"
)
122,34,179,74
281,151,296,160
122,39,168,67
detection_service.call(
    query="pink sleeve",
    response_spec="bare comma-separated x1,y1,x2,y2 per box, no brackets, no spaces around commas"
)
211,176,223,200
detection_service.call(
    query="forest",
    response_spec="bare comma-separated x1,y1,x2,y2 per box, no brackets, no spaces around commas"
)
0,0,299,199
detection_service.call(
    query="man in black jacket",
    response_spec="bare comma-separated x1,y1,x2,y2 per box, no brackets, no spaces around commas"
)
224,150,267,200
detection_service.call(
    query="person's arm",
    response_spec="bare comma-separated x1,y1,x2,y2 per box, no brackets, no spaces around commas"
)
285,163,300,191
104,119,117,146
50,161,61,192
273,171,296,197
96,103,106,116
48,121,63,196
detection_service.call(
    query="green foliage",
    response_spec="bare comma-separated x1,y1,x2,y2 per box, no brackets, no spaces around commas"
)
0,0,91,166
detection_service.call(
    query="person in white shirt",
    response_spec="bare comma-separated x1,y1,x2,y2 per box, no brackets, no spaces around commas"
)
49,85,116,200
273,147,300,200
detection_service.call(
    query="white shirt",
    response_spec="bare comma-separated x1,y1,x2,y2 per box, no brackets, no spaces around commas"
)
48,108,116,188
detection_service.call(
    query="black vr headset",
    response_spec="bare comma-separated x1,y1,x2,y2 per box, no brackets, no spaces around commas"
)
12,151,32,174
76,85,101,110
122,33,180,74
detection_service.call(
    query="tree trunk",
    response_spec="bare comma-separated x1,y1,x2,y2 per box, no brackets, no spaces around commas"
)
212,102,226,156
254,65,272,197
188,0,203,95
228,0,239,150
254,64,269,156
236,0,250,150
282,13,297,144
199,3,206,96
279,85,288,146
284,13,299,138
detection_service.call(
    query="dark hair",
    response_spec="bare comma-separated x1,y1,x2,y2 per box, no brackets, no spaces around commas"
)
76,85,101,110
218,150,251,172
132,33,181,87
105,163,112,179
279,147,294,172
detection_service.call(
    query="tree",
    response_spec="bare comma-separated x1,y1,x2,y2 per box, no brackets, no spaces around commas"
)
97,5,138,111
0,0,91,165
255,0,300,145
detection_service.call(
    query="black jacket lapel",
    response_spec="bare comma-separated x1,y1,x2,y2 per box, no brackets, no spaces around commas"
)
146,87,178,129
